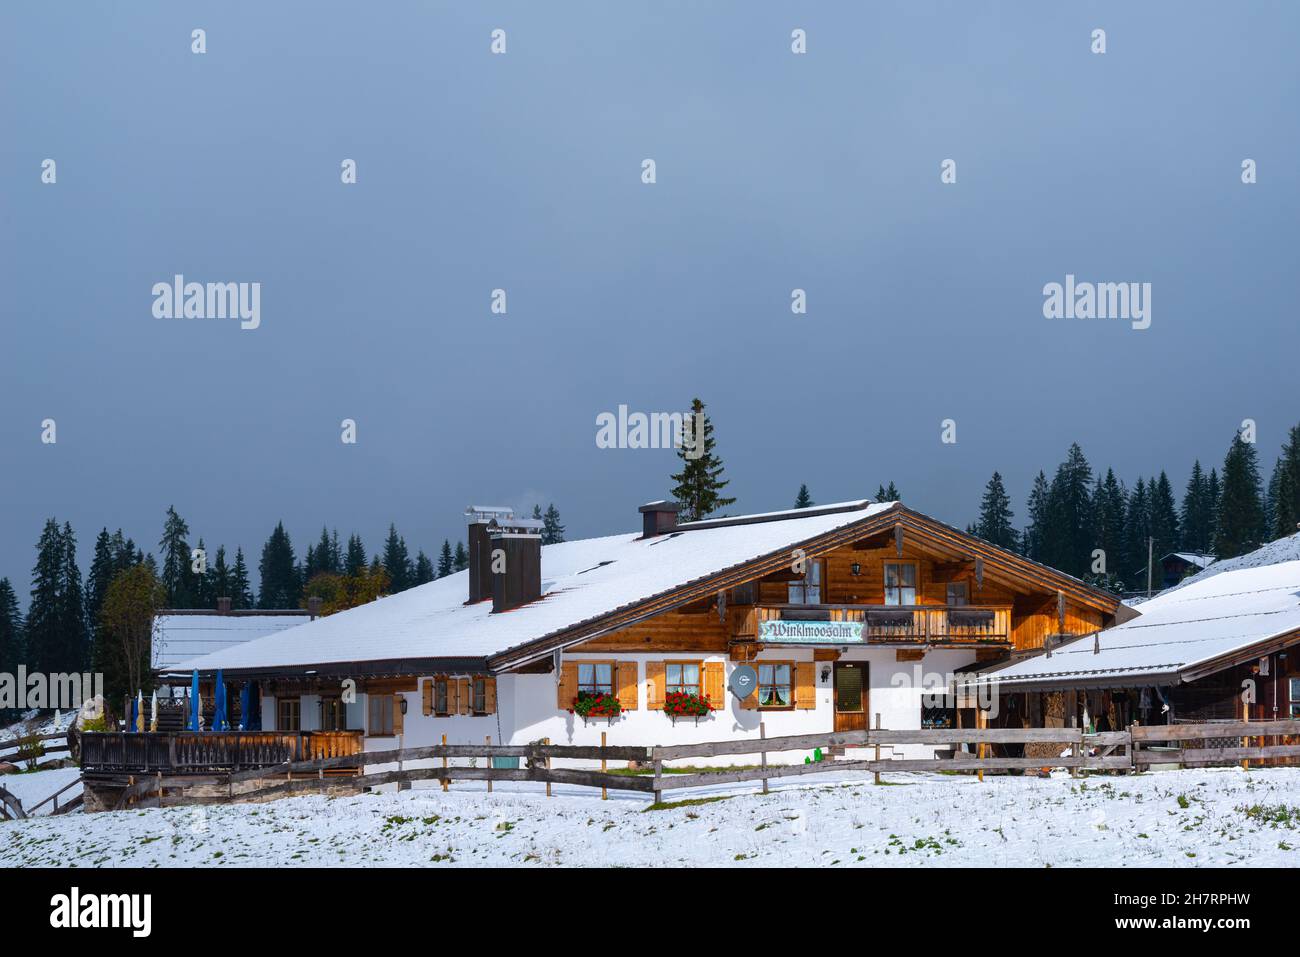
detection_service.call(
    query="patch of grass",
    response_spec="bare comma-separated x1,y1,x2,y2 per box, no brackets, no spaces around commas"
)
1238,803,1298,828
643,795,735,813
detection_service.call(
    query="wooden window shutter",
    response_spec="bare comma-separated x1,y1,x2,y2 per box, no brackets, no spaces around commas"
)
704,661,725,710
647,661,666,710
557,662,578,710
457,678,472,716
422,679,433,716
484,677,497,715
794,662,816,710
616,661,639,711
392,693,405,734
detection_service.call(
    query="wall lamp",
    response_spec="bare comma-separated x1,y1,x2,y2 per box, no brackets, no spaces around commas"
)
850,562,862,576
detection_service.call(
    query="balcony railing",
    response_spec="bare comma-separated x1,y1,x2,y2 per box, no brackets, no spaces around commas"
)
79,730,364,776
754,604,1012,644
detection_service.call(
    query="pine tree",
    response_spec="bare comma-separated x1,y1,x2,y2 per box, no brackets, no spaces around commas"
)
542,504,565,545
437,540,454,578
0,579,23,722
1206,468,1221,544
257,522,300,609
974,472,1018,550
453,541,468,572
344,534,367,577
875,483,900,503
231,547,254,609
206,545,232,602
1148,472,1181,560
1266,425,1300,539
1091,469,1127,585
1023,471,1050,561
669,398,736,522
24,522,64,670
382,524,413,592
794,484,814,509
414,551,434,585
1180,461,1213,554
1125,477,1152,584
158,505,196,607
1042,444,1094,577
1214,433,1266,559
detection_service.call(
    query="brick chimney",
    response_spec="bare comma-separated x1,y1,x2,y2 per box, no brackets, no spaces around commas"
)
465,506,514,604
216,596,232,614
489,517,543,613
639,500,680,539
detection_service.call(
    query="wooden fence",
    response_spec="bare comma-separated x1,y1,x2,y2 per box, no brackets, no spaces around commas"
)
0,731,70,768
72,719,1300,812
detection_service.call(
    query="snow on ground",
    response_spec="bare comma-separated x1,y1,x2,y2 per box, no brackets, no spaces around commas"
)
0,710,73,743
3,767,1298,867
0,766,81,816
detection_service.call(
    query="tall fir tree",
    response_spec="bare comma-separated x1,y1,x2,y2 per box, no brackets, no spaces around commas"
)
57,522,89,672
875,482,901,503
974,472,1018,550
669,398,736,522
436,540,454,578
205,545,232,602
1091,469,1128,585
1180,461,1213,554
158,505,196,607
0,578,23,721
1206,468,1221,545
1042,444,1094,577
382,524,413,592
230,547,254,609
1022,471,1050,561
1266,425,1300,539
1124,477,1153,584
542,504,565,544
1148,472,1181,560
794,484,814,509
257,522,300,608
414,550,434,585
25,519,64,675
344,534,367,577
453,541,468,572
1214,433,1266,559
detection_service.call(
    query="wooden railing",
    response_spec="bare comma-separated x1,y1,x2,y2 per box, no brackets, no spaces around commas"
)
757,604,1012,643
79,730,364,775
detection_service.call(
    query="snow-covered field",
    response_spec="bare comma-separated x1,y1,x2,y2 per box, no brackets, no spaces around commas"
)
3,767,1298,867
0,767,81,816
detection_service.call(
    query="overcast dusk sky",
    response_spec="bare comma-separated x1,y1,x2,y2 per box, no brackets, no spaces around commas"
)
2,2,1297,591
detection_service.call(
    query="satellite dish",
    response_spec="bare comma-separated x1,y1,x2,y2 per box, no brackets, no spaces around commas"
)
729,664,759,700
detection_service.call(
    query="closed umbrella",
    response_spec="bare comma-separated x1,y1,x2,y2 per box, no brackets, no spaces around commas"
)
189,670,201,732
239,684,250,731
129,695,138,734
149,690,158,732
213,669,228,732
135,690,144,733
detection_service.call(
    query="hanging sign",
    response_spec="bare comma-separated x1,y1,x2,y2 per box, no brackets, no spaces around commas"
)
758,619,864,644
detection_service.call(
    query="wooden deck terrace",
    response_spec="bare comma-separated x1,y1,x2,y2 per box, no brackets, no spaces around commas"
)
78,730,364,778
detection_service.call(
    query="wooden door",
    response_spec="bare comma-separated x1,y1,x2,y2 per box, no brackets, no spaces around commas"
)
834,662,868,732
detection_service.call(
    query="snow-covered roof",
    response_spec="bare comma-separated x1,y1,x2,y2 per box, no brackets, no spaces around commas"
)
1170,552,1215,569
171,500,892,675
972,559,1300,688
153,613,311,672
1165,532,1300,594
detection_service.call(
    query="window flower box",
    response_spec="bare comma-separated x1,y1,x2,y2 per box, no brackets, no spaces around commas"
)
663,691,714,725
569,691,622,724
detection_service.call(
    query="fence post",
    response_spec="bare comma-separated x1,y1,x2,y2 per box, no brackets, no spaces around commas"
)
1069,710,1079,779
873,713,881,786
487,735,494,794
1242,704,1251,770
760,722,769,795
652,747,663,805
600,731,607,801
441,733,449,793
977,708,986,784
544,737,552,798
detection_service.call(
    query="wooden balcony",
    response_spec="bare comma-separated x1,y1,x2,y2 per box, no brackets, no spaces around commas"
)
79,730,364,776
750,604,1012,645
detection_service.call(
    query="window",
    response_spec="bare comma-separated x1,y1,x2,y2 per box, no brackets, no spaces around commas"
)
946,582,968,606
277,698,300,732
368,693,395,736
319,697,347,731
472,677,488,715
758,663,793,708
883,563,917,605
433,677,450,716
788,560,822,604
578,663,614,695
1291,678,1300,718
666,662,701,696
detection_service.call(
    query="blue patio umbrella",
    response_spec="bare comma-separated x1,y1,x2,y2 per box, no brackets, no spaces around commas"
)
129,695,138,733
213,669,228,732
189,670,200,731
239,683,250,731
